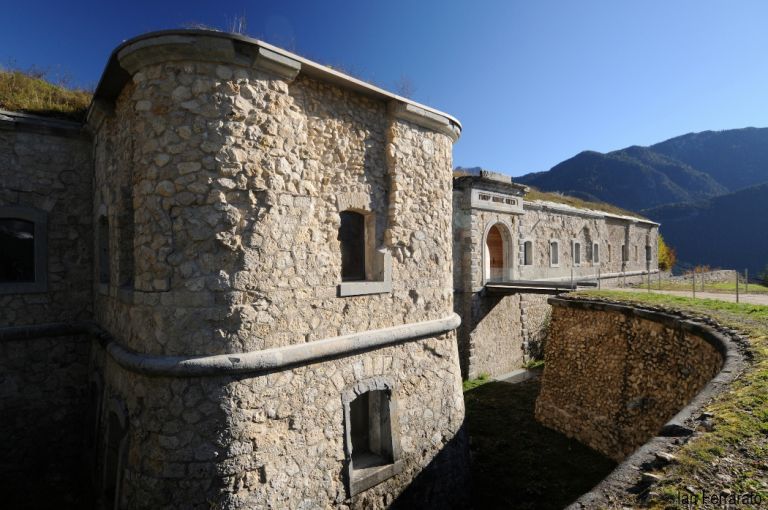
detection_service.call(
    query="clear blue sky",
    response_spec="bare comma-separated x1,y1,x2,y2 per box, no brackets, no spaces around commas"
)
3,0,768,176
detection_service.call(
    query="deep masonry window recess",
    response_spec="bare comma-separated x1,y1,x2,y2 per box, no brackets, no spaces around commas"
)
337,209,393,297
0,206,48,294
343,378,403,496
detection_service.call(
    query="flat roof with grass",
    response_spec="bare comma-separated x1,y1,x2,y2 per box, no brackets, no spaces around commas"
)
0,68,91,122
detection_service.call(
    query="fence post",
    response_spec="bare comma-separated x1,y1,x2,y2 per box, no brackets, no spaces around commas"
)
746,268,749,294
692,272,696,299
598,266,601,290
658,270,661,290
736,271,740,304
570,267,574,290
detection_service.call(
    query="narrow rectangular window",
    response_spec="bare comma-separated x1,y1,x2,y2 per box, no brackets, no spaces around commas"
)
350,390,393,469
593,243,600,263
550,241,559,266
0,207,48,293
622,244,628,262
0,218,35,283
645,245,652,261
523,241,533,266
573,242,581,265
99,216,111,285
339,211,366,281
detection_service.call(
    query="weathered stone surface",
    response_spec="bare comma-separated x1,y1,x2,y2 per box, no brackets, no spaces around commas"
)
535,301,722,461
452,174,659,379
0,120,93,506
87,34,468,509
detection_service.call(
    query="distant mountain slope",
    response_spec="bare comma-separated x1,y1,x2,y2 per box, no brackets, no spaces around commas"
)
651,128,768,191
517,146,726,211
643,183,768,274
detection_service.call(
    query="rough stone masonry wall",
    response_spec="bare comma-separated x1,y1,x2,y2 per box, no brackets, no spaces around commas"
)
91,37,467,509
0,118,93,507
535,299,722,461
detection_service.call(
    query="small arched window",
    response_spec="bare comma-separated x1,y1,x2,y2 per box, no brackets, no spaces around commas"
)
593,243,600,264
339,211,366,282
0,206,47,294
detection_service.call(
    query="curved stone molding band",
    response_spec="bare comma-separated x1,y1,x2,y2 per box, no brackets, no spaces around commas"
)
0,313,461,378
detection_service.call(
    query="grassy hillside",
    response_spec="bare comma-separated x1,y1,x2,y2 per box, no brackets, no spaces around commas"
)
0,68,91,122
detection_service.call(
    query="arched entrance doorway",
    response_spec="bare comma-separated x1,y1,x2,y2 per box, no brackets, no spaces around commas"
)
484,223,512,282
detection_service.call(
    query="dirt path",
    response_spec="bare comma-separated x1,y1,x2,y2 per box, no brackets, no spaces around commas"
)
610,287,768,305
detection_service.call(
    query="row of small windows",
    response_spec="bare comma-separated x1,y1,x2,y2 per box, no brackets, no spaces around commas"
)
2,207,372,293
519,240,652,267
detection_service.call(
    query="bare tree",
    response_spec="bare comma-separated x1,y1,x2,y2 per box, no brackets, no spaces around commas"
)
394,74,416,99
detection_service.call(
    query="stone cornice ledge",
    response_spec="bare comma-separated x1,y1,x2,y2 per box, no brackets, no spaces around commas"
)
0,314,461,377
388,101,461,141
91,30,461,138
548,296,747,509
0,108,88,138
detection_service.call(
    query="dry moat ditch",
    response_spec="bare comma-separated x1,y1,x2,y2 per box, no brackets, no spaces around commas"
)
465,372,616,510
465,294,747,509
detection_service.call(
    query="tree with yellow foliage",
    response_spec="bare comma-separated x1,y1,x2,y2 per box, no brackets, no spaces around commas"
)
658,234,676,271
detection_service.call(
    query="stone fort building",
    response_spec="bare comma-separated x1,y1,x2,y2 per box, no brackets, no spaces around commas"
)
452,170,659,379
0,29,658,509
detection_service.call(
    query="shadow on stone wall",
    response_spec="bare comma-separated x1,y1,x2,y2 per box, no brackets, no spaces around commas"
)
0,334,92,509
389,422,471,509
465,377,616,510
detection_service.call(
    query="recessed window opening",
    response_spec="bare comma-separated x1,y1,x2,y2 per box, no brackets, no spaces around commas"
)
621,244,628,262
350,390,393,470
339,211,366,282
573,242,581,265
550,241,559,266
645,245,652,262
0,218,35,283
634,245,639,262
593,243,600,264
99,216,111,285
523,241,533,266
607,244,612,262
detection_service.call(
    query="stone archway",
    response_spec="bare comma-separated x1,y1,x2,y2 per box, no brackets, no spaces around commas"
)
483,222,513,282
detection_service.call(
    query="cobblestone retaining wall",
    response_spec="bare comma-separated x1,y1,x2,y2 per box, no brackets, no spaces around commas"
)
535,298,723,461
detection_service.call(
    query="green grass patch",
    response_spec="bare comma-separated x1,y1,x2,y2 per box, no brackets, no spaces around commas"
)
462,372,490,392
524,358,545,369
633,280,768,295
576,290,768,508
0,67,91,122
